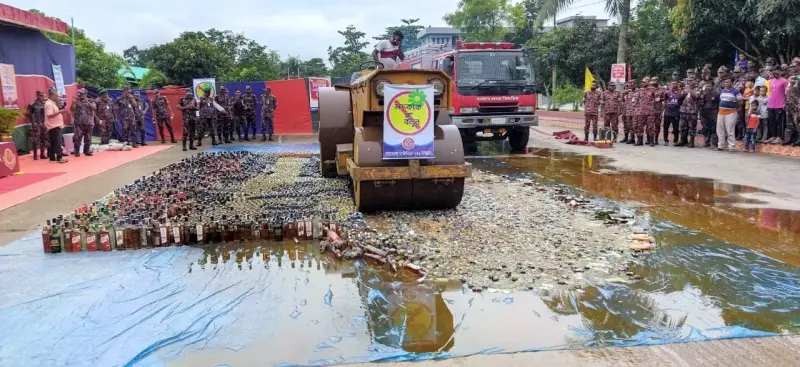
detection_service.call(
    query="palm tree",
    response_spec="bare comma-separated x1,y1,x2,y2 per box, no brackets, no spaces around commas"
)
137,68,168,90
536,0,632,64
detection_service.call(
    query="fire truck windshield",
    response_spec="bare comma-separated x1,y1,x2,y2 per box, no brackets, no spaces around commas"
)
456,51,532,88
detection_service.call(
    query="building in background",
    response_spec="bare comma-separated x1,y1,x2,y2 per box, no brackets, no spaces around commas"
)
405,27,461,60
538,15,609,34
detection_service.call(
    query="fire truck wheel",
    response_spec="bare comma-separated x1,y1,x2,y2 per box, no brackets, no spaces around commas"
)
508,126,530,152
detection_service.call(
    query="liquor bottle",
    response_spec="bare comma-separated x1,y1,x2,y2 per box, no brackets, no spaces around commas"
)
260,216,271,241
42,220,52,254
296,218,305,239
85,223,98,252
129,219,142,250
99,223,112,252
304,219,313,240
145,219,156,248
171,219,183,246
115,220,126,251
49,219,63,253
221,215,234,242
68,221,82,252
190,218,200,245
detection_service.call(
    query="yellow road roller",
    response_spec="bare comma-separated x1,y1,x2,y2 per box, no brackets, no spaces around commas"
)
318,63,472,212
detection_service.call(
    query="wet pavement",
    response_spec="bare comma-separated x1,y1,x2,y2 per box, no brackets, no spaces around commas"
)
0,141,798,366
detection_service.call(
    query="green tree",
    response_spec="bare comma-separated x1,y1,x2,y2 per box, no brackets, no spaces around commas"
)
373,18,425,50
31,9,125,88
628,0,684,80
144,32,232,85
444,0,511,41
328,25,370,78
672,0,800,67
302,58,329,77
536,0,632,64
504,0,544,45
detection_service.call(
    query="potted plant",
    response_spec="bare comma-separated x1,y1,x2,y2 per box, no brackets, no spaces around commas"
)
0,107,21,142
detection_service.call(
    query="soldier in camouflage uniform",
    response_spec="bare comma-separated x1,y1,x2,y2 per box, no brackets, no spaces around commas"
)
677,80,701,147
600,82,622,141
214,86,233,144
260,87,278,141
583,81,601,141
243,86,258,138
621,81,636,144
784,77,800,146
196,94,218,146
132,92,148,146
633,77,651,146
650,77,665,145
70,88,95,157
177,88,198,151
26,91,48,160
115,87,136,146
152,89,176,143
95,89,116,144
231,90,248,141
645,78,660,146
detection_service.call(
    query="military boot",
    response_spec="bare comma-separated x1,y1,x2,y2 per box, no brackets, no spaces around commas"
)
620,133,629,144
33,149,39,160
634,135,644,146
182,141,187,152
593,133,598,141
584,132,589,141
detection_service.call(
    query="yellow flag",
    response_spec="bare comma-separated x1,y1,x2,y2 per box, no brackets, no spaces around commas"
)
584,67,595,91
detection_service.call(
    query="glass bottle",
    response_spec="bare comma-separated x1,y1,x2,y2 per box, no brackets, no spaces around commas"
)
85,222,98,252
99,222,112,252
48,219,63,254
68,221,82,252
42,220,52,254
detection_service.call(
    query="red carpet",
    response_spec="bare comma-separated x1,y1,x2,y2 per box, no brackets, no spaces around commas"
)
0,172,65,194
0,145,173,211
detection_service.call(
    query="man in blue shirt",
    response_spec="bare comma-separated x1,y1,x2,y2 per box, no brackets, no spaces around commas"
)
716,78,743,151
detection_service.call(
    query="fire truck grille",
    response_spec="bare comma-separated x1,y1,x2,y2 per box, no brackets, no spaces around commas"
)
478,103,517,114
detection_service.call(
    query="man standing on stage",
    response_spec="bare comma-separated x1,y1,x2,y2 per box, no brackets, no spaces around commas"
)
243,85,258,138
25,91,48,160
95,89,115,144
232,89,247,141
215,86,233,144
132,91,148,146
70,88,95,157
152,89,176,144
115,87,136,146
261,87,278,141
177,88,198,151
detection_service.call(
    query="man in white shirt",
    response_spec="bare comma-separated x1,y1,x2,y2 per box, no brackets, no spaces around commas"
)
372,31,405,70
44,88,68,163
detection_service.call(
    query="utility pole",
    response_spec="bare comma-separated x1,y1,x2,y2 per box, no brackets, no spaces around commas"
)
550,13,557,110
70,17,75,45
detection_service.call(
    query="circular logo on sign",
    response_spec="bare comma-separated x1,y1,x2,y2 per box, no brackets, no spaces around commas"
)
3,148,15,170
386,90,432,136
401,138,415,150
195,82,215,98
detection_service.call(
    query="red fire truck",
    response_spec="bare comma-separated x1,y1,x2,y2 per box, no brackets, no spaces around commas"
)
397,41,538,151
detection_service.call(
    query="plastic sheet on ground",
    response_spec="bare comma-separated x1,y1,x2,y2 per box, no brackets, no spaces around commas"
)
1,220,797,366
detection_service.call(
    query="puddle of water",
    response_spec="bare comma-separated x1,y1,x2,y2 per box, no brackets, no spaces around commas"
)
0,230,795,367
469,145,800,266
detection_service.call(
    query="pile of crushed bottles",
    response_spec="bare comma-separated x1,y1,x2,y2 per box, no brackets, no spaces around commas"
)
41,152,353,253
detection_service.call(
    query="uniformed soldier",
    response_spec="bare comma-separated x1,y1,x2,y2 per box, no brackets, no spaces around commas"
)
243,86,258,138
133,92,148,146
583,81,601,141
651,77,665,145
633,77,651,146
177,88,198,151
197,93,218,146
115,87,136,146
645,78,660,146
599,82,622,141
152,89,176,144
260,87,278,141
621,81,636,144
677,80,700,147
95,89,116,144
25,91,48,160
231,90,248,141
70,88,95,157
215,86,233,144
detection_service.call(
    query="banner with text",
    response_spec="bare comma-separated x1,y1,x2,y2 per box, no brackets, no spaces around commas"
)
610,63,626,84
383,84,434,160
52,64,66,100
308,77,331,111
0,63,18,109
192,78,216,99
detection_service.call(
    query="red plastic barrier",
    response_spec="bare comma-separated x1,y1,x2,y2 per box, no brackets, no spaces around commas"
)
265,79,313,134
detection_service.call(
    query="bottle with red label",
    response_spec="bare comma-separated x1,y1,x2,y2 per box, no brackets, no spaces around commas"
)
85,223,98,252
68,221,82,252
99,223,112,251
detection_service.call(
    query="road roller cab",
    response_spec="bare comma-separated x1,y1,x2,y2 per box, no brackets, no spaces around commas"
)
318,65,472,212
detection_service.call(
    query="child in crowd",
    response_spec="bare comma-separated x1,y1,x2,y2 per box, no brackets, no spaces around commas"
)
745,99,760,152
755,87,770,142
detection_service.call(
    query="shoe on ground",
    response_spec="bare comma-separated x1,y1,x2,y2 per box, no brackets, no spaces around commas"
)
84,152,93,157
171,140,177,144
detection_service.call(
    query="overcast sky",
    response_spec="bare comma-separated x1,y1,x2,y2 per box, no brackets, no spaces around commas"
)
9,0,609,62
